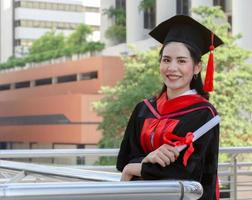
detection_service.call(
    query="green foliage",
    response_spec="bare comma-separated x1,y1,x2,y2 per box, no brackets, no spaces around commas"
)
139,0,156,11
0,24,105,70
103,6,126,43
193,6,251,72
30,31,65,55
94,5,252,165
2,56,26,68
105,24,126,44
103,7,126,25
66,24,92,48
193,6,252,147
94,48,161,149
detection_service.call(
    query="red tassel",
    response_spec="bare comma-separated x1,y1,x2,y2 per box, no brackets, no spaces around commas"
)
204,33,215,92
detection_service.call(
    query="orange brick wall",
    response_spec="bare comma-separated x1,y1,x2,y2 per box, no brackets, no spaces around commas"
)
0,56,124,145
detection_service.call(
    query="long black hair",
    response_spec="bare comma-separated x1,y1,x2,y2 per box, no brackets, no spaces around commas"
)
158,43,209,100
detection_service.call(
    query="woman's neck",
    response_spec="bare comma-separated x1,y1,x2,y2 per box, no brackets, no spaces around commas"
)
166,88,196,99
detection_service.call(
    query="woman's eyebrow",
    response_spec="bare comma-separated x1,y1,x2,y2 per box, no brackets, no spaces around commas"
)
162,55,188,59
177,56,189,59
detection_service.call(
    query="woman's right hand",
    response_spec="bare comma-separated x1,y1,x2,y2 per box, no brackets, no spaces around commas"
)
141,144,179,167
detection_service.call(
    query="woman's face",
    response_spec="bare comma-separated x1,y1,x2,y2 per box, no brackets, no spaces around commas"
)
160,42,201,97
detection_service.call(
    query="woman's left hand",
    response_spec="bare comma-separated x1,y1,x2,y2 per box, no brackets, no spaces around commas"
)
121,163,142,181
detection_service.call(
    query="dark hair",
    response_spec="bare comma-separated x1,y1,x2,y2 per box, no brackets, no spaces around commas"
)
158,43,209,100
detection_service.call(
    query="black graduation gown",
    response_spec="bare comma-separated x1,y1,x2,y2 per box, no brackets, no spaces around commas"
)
116,96,220,200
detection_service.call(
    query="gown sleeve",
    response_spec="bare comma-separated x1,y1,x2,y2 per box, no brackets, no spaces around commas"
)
116,102,146,172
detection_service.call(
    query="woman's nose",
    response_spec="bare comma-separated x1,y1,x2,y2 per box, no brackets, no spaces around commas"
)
167,61,177,71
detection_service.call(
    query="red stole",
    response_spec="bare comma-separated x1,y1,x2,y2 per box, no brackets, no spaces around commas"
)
140,92,209,166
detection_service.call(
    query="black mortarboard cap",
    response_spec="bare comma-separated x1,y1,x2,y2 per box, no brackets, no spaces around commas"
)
149,15,223,55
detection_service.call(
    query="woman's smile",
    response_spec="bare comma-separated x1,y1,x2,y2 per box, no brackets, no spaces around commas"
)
166,74,182,80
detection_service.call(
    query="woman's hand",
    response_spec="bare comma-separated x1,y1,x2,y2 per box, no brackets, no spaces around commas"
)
121,163,142,181
142,144,179,167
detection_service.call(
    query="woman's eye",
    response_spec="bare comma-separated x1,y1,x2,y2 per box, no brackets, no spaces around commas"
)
178,59,186,64
162,58,170,63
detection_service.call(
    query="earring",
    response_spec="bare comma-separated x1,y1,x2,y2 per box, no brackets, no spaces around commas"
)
193,74,198,80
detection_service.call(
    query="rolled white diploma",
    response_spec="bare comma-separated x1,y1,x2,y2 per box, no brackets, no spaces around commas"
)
176,115,220,152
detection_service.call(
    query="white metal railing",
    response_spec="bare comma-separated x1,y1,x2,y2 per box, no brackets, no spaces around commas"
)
0,180,203,200
0,149,119,158
0,147,251,158
0,147,251,200
0,160,120,182
218,147,252,200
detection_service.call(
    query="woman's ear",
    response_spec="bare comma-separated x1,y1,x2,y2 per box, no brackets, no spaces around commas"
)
194,62,202,75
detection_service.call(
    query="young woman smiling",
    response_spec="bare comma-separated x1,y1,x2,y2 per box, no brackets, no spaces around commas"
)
116,15,223,200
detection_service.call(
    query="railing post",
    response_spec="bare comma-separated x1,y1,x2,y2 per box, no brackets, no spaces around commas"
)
230,154,238,200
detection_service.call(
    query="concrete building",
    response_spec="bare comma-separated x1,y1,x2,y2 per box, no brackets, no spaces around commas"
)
0,56,124,164
0,0,100,62
101,0,252,60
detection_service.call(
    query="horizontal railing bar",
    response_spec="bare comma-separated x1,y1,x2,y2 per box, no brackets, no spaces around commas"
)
1,165,250,176
41,165,116,171
0,180,203,200
0,160,121,182
220,189,233,192
238,198,252,200
219,180,233,184
219,180,252,184
219,162,252,167
0,147,252,158
219,146,252,154
71,165,116,171
236,189,252,192
0,149,120,158
218,171,252,176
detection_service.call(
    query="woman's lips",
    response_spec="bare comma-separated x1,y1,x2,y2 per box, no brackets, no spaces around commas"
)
166,74,181,80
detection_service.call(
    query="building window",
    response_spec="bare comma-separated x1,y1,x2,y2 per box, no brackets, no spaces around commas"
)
80,71,98,80
115,0,126,26
213,0,226,11
14,39,21,46
14,19,80,30
116,0,126,9
14,20,21,27
177,0,190,15
15,81,30,89
84,6,99,13
0,84,11,91
39,2,47,9
144,6,156,29
14,39,33,48
57,74,77,83
227,14,232,32
0,71,99,92
16,1,86,13
35,78,52,86
14,1,21,8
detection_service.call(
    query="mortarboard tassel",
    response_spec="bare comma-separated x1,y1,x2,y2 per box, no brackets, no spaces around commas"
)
203,33,215,92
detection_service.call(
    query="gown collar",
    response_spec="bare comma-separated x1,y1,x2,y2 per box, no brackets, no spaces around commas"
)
157,90,208,115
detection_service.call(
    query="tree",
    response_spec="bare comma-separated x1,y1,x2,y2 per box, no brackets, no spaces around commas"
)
94,48,161,149
29,31,65,55
193,6,252,146
94,5,252,161
0,24,105,70
66,24,92,48
139,0,155,11
103,6,126,44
